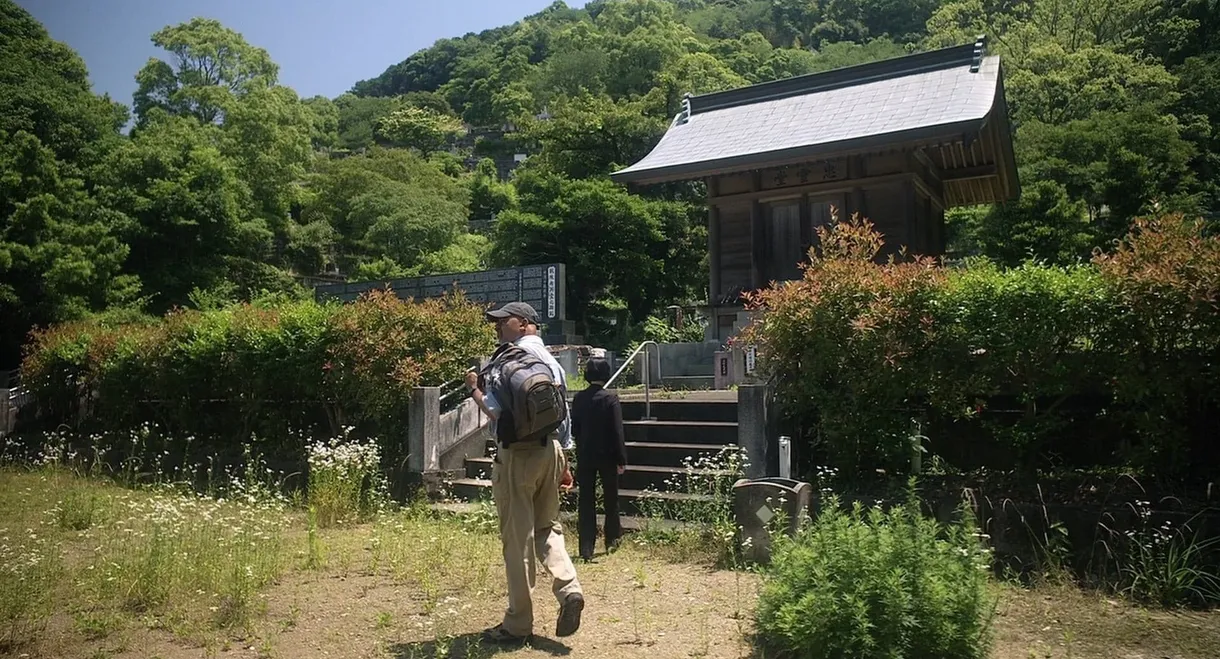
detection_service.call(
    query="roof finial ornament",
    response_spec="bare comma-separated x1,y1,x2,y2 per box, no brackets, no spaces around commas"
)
970,34,987,73
676,93,693,126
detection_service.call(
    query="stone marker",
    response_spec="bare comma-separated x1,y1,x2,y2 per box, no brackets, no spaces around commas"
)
733,477,813,564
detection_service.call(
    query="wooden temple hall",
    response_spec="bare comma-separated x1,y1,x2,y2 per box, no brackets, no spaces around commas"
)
611,37,1020,342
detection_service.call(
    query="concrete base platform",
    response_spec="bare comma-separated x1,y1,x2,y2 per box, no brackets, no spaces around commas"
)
610,389,739,402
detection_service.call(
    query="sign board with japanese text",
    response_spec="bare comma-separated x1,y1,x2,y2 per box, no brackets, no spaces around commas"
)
312,264,567,325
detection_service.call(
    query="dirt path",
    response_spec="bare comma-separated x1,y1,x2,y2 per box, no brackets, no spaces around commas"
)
26,543,1220,659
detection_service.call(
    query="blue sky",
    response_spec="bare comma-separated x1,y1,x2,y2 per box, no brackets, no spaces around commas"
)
20,0,586,106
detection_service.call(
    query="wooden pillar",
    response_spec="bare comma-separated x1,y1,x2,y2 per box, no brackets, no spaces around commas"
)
749,171,765,290
708,177,721,304
708,205,721,303
848,156,866,221
904,178,917,258
798,193,813,265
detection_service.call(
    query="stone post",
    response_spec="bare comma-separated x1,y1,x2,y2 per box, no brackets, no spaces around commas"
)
713,351,732,389
407,386,440,474
738,383,769,479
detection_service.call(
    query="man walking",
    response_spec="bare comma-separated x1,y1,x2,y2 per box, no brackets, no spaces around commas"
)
465,301,584,643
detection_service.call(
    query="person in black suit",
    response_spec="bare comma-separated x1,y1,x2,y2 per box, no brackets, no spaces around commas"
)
569,357,628,561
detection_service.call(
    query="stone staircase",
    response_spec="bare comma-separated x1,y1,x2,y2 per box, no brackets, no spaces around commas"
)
445,391,739,519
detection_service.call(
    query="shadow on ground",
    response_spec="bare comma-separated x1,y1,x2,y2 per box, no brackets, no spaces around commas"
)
389,632,572,658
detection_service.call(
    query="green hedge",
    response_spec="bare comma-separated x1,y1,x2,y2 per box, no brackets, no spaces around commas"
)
16,290,496,483
740,214,1220,483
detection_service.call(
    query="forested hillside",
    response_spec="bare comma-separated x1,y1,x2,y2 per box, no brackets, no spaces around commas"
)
3,0,1218,367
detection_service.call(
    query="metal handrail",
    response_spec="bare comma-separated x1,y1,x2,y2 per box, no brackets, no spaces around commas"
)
606,340,659,421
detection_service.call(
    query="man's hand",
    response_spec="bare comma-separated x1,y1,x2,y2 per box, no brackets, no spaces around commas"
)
560,466,573,491
464,370,479,391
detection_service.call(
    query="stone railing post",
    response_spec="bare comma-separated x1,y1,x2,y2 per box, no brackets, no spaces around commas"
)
407,386,440,474
738,383,769,479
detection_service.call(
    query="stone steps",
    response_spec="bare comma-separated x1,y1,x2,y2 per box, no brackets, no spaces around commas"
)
445,393,741,522
445,478,714,517
462,456,733,492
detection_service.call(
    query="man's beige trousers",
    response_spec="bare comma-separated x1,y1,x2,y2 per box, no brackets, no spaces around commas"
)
491,437,583,636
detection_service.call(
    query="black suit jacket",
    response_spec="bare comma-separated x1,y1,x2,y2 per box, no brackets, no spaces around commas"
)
570,385,628,467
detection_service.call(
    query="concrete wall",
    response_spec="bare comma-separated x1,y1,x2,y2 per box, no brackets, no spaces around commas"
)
0,389,11,436
647,341,719,380
436,397,492,472
408,388,493,490
552,349,579,382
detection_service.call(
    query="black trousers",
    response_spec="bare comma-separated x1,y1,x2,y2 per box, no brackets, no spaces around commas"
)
577,460,621,559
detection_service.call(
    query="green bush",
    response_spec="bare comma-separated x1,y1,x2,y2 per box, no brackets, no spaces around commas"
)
17,289,497,483
739,212,1220,481
755,491,994,659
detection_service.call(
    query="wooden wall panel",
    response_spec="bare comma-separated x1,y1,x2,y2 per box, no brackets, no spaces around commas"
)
862,183,910,259
717,173,753,195
717,203,753,297
866,152,905,177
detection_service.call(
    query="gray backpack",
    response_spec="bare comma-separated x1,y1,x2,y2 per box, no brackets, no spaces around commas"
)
481,342,567,446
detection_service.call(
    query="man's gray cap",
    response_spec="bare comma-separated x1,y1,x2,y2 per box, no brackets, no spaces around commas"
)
485,301,539,325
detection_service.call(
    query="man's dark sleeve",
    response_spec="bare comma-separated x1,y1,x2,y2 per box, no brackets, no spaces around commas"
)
610,393,627,466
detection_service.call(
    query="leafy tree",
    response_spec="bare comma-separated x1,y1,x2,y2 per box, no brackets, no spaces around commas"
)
595,0,680,34
971,180,1094,266
529,45,612,102
657,52,749,114
301,148,470,274
1131,0,1220,67
302,95,340,149
351,36,485,97
812,0,943,46
1005,43,1179,124
684,3,746,39
333,93,396,150
469,158,518,220
418,232,493,275
516,91,669,179
756,47,823,81
285,218,338,276
1017,106,1199,239
442,46,536,126
357,184,467,267
133,18,313,248
96,111,267,310
491,168,704,334
593,1,699,98
0,0,137,367
133,17,278,126
400,90,454,116
925,0,1158,57
353,256,412,281
807,39,910,70
770,0,818,48
222,84,313,233
712,31,777,79
1173,53,1220,214
375,105,466,154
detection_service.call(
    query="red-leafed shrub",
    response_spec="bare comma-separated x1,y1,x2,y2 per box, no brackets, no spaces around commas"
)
739,213,945,476
739,211,1220,483
16,290,496,481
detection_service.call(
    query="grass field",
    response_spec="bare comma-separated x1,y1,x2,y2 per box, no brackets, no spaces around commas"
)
1,468,1217,659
